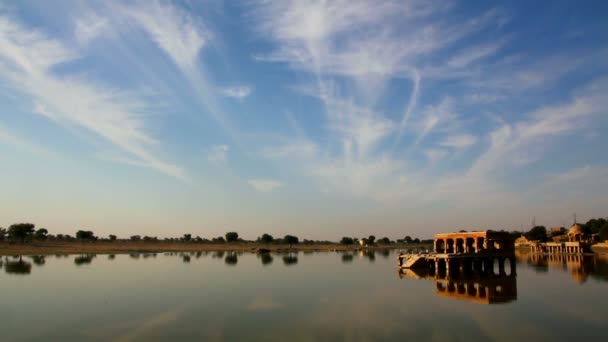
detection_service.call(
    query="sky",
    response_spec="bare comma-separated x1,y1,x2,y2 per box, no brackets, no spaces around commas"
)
1,0,607,240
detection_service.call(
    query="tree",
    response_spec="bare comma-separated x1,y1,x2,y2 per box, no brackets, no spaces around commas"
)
599,223,608,242
585,218,607,234
377,237,391,244
367,235,376,244
526,226,548,242
413,238,420,243
8,223,36,243
130,235,141,242
340,237,354,245
0,227,6,241
109,235,117,241
76,230,96,241
35,228,48,240
284,235,299,248
182,234,192,242
404,236,413,243
259,233,274,244
225,232,239,243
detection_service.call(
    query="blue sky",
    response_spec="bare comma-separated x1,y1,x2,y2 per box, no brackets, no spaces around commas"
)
1,0,607,239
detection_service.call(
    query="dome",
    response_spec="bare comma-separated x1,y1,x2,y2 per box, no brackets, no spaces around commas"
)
568,224,584,236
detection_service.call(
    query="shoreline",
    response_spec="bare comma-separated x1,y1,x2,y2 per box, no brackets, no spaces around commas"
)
0,241,431,256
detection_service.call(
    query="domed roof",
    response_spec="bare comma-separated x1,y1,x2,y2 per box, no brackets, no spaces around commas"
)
568,224,584,235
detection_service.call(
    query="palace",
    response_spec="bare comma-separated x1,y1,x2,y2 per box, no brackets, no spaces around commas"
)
529,224,591,254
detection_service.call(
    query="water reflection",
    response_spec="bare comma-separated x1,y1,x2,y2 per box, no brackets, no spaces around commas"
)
225,252,238,265
282,254,298,266
342,253,354,263
108,254,116,260
399,268,518,304
361,250,375,262
74,254,96,266
259,252,273,266
4,256,32,275
212,251,225,259
183,255,191,263
30,255,46,266
520,251,608,284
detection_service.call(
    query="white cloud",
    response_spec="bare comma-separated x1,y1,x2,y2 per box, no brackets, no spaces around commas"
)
207,144,229,166
439,134,478,149
248,179,284,192
220,86,251,99
0,16,184,179
447,42,503,68
74,14,109,45
424,149,448,162
123,0,210,71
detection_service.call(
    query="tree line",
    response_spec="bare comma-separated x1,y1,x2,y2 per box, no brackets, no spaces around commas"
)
0,223,434,246
523,216,608,242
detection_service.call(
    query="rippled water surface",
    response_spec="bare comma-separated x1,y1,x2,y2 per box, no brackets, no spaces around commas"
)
1,250,607,341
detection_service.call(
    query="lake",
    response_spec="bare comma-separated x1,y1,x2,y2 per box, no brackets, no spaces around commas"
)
1,250,607,341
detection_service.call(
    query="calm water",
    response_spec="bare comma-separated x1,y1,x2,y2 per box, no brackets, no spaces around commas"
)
1,250,607,341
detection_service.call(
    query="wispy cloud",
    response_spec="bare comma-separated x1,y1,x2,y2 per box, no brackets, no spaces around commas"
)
74,13,109,46
219,85,252,99
248,179,284,192
439,134,478,149
0,16,184,179
207,144,229,166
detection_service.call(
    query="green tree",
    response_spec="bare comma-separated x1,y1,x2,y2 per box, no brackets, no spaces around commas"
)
8,223,36,243
182,234,192,242
367,235,376,244
130,235,141,242
585,218,607,234
259,233,274,243
340,237,354,245
284,235,299,248
109,235,117,241
413,238,420,243
35,228,49,240
526,226,548,242
404,236,413,243
225,232,239,243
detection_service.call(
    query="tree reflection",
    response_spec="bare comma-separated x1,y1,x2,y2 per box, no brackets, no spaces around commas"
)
260,252,273,266
378,249,390,258
183,255,191,263
213,251,225,259
341,253,354,263
74,254,96,266
225,252,238,265
5,256,32,275
129,253,141,259
30,255,46,266
108,254,116,260
362,250,376,262
282,254,298,266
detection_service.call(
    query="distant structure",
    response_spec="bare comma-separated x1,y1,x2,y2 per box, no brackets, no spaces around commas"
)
398,230,517,304
398,231,516,281
530,223,590,254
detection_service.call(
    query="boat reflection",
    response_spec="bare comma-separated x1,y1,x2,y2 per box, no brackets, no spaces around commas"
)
398,267,517,304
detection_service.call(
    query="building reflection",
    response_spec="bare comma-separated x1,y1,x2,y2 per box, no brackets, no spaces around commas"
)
519,250,608,284
398,267,518,304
